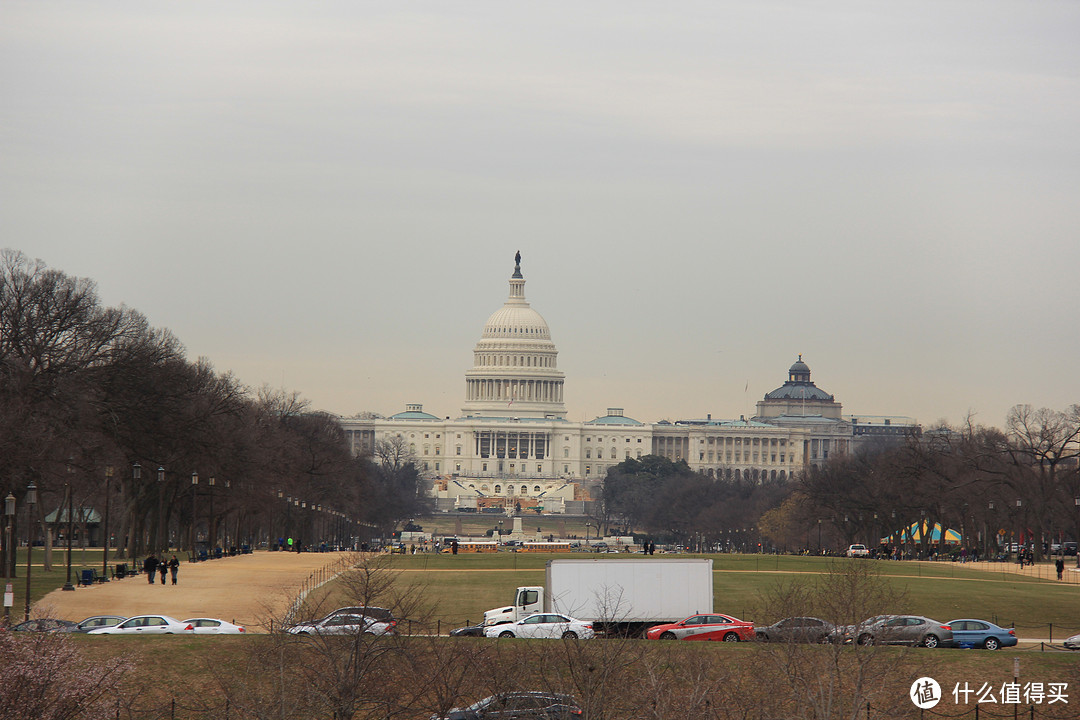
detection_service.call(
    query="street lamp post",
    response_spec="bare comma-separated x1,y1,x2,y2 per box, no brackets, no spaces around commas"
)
1015,499,1023,562
131,463,141,560
293,499,301,551
4,492,14,626
222,479,231,551
63,463,75,591
101,466,113,582
273,491,282,550
24,481,37,622
817,519,822,554
190,472,199,558
156,467,165,554
585,522,593,546
208,477,216,551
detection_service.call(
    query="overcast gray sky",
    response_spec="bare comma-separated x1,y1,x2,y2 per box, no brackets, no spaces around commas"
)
3,1,1078,429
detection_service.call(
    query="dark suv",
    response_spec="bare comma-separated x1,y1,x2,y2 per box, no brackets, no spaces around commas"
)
432,692,582,719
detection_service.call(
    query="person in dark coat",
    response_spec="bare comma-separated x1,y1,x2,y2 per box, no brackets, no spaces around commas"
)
1056,558,1065,580
168,555,180,585
159,558,168,584
144,554,158,584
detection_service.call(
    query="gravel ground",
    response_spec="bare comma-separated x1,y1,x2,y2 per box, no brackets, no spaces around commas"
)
32,550,354,631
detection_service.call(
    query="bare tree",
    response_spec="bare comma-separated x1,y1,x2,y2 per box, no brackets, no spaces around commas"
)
373,435,416,473
1004,404,1080,559
750,561,913,720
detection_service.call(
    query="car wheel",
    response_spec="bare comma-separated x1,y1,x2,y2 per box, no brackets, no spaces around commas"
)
660,631,676,640
755,632,767,642
923,634,940,649
499,631,515,638
984,637,1000,651
856,634,874,646
722,632,740,642
562,631,578,639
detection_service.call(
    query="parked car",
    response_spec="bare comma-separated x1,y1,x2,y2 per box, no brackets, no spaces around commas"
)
484,613,594,640
286,614,395,636
846,544,870,558
1063,633,1080,650
9,618,78,633
320,606,397,627
431,692,583,719
945,619,1016,650
646,613,755,642
183,618,246,634
87,615,195,635
755,617,835,643
828,615,894,645
449,623,486,637
68,615,127,633
851,615,954,648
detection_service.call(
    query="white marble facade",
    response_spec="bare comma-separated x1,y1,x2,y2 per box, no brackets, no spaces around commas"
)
339,255,871,511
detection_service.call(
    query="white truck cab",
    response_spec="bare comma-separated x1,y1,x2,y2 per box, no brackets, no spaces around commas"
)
484,586,543,626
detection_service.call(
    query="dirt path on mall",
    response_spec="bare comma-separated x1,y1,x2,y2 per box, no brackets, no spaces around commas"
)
34,551,354,631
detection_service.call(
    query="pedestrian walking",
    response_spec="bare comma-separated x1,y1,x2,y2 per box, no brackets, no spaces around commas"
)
1056,558,1065,580
159,559,167,584
144,554,158,584
169,555,180,585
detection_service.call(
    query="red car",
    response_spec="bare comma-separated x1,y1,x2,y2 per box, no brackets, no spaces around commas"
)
646,613,755,642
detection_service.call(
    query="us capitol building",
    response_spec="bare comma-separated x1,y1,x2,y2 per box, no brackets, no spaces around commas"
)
339,254,918,514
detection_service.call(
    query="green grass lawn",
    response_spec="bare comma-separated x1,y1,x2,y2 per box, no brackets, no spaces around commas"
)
322,552,1080,639
11,545,1079,642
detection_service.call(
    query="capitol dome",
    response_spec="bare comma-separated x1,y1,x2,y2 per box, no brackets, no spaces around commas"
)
480,302,552,341
462,253,566,419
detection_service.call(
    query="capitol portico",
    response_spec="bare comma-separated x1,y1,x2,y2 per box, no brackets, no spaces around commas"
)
339,254,918,513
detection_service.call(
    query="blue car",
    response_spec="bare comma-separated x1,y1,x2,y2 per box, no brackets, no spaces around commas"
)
946,619,1017,650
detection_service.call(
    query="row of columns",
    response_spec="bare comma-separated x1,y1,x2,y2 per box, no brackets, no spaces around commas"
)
466,378,564,404
475,430,550,460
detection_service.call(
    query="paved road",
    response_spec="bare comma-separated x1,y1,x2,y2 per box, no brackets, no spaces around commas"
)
32,551,354,631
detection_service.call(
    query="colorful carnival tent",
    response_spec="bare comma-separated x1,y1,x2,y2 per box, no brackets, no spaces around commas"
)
883,520,962,545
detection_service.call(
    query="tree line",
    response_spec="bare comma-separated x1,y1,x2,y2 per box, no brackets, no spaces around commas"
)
0,249,424,568
601,407,1080,560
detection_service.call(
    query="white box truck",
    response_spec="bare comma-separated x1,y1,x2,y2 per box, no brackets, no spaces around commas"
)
483,558,713,636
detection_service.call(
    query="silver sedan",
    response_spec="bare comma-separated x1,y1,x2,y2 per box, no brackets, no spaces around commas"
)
286,614,394,636
854,615,954,648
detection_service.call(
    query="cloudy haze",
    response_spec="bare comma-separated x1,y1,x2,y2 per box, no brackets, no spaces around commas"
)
3,1,1078,428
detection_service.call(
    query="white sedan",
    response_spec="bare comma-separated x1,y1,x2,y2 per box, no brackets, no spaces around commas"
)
286,614,394,636
484,613,594,640
183,618,246,634
87,615,194,635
